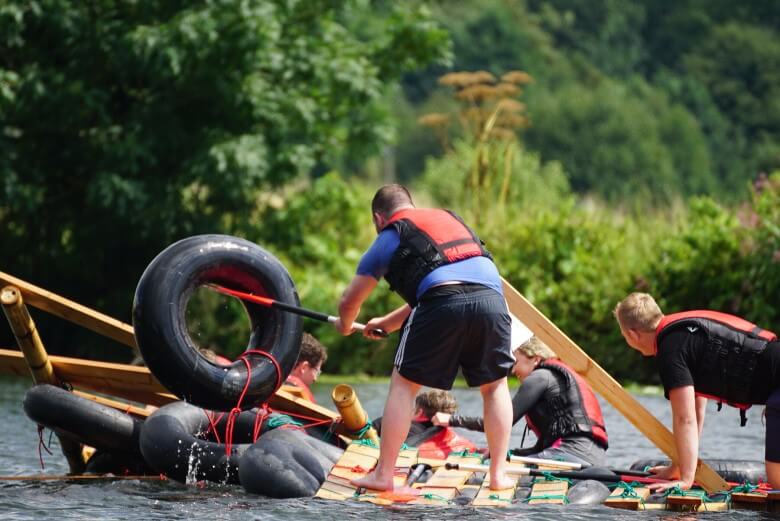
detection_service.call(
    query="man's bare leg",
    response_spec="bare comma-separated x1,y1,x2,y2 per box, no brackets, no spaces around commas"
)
480,377,515,490
351,369,421,491
767,460,780,489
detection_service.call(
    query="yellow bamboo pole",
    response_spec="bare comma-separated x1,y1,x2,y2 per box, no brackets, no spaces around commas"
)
1,285,87,474
502,278,728,493
1,286,57,386
332,384,379,443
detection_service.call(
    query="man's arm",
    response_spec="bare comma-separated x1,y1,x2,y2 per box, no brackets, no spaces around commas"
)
335,275,377,335
364,304,411,336
649,385,699,491
695,395,707,436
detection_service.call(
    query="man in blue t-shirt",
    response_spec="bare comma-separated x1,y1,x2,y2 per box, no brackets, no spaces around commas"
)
334,183,515,492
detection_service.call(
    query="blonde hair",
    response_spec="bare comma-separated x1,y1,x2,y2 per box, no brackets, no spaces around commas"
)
415,389,458,417
514,336,556,360
613,292,663,332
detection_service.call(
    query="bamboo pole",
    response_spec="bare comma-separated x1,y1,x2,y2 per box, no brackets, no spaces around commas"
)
1,285,86,474
1,286,56,383
0,271,136,350
502,278,728,493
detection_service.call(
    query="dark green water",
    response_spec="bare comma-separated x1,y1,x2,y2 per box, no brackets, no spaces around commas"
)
0,375,774,520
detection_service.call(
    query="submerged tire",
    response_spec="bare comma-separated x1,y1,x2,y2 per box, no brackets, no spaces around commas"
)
566,479,612,505
630,458,766,484
23,384,143,455
133,234,303,411
139,401,269,484
239,428,343,498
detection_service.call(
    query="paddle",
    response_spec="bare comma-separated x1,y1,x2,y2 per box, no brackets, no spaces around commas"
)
507,455,650,477
210,285,388,337
445,462,664,485
501,278,728,493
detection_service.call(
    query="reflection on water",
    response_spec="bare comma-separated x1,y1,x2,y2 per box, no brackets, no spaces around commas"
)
0,375,771,520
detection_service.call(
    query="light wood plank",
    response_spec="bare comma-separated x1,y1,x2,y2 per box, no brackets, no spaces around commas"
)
0,272,136,349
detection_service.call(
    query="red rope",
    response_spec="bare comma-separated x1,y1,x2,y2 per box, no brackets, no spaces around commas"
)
252,405,269,441
203,410,225,444
36,425,52,469
223,349,282,457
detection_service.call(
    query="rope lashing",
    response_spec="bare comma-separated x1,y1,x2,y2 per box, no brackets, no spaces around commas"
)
223,349,282,457
36,425,53,469
522,494,569,504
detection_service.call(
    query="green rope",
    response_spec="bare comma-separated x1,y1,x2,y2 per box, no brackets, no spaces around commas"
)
421,492,451,502
535,471,573,486
486,493,513,503
352,421,374,439
351,438,379,448
730,481,759,494
266,414,303,429
613,481,645,503
449,449,481,458
522,494,569,504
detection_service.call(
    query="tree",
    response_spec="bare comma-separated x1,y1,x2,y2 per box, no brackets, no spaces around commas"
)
0,0,449,358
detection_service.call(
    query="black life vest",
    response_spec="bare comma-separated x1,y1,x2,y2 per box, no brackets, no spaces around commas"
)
524,359,609,450
381,208,492,306
655,310,777,426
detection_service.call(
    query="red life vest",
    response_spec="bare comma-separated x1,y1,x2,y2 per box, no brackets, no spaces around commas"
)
411,413,477,459
382,208,491,305
524,359,609,449
284,375,315,403
655,310,777,426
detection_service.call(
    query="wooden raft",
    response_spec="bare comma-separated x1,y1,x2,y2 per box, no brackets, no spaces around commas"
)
315,442,417,504
410,452,484,505
471,460,526,507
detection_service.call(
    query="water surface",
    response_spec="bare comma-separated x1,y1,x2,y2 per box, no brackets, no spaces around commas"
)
0,375,773,520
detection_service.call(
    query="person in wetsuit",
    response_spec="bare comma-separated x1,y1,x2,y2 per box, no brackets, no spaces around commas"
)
432,336,608,467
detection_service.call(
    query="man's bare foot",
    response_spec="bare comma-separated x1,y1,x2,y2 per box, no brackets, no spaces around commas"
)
488,475,517,491
351,471,394,491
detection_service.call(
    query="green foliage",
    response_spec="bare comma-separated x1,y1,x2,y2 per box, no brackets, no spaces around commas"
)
0,0,448,358
525,78,714,203
682,22,780,175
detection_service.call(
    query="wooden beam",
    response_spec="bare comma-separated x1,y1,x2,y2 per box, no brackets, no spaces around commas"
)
0,271,136,350
502,278,728,493
0,349,346,428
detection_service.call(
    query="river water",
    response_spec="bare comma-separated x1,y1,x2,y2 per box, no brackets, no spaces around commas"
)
0,375,774,520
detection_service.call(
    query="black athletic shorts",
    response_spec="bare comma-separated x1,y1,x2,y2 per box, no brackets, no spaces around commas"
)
394,283,515,389
766,387,780,462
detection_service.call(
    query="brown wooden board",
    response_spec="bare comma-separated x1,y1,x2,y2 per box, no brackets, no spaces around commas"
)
315,443,419,503
605,485,650,510
409,452,483,505
0,272,136,349
471,461,525,507
527,477,569,505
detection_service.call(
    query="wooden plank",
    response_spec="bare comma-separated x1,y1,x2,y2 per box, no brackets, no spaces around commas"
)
605,484,650,510
411,452,482,505
502,278,729,493
0,349,348,424
0,272,136,349
71,390,153,418
527,478,569,505
472,461,524,507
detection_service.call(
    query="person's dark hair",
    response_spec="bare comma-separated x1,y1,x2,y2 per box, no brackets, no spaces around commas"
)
295,332,327,368
371,184,414,217
415,389,458,418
